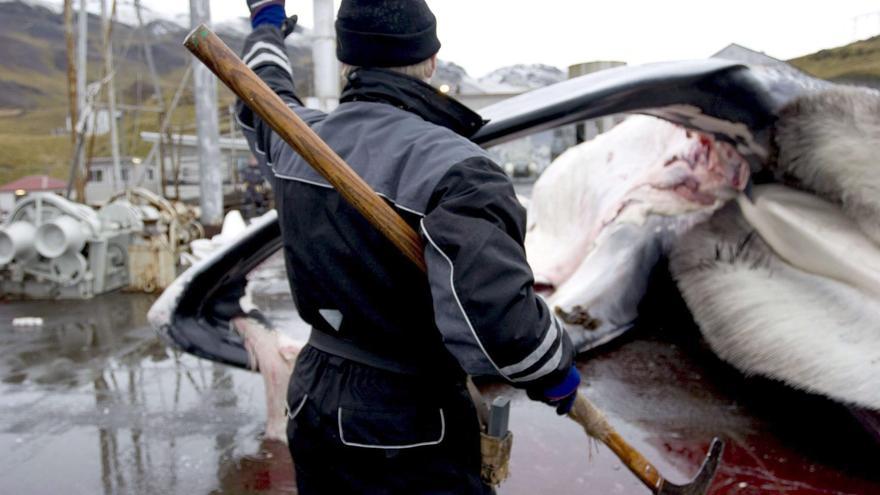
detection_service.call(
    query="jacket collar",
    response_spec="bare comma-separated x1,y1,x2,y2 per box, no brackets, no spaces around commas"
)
340,68,487,138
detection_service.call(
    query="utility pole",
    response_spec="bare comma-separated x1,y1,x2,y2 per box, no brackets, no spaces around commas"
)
64,0,77,146
101,0,122,191
312,0,339,111
75,0,88,201
77,0,87,124
190,0,223,228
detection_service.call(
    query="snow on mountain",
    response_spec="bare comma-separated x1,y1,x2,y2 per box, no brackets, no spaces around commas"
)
433,60,487,94
478,64,566,92
434,61,565,95
1,0,60,13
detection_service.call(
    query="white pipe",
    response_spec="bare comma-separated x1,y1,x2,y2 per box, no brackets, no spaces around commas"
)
0,222,37,265
312,0,339,111
35,216,87,259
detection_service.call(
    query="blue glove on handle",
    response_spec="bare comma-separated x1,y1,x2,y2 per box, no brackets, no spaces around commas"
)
248,0,286,28
530,365,581,415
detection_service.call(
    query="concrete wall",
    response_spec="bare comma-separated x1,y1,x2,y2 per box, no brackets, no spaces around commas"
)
457,93,522,111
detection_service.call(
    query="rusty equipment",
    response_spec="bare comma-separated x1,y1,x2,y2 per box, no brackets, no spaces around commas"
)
183,25,725,494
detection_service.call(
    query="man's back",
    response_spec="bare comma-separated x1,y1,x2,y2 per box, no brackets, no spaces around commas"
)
273,95,490,377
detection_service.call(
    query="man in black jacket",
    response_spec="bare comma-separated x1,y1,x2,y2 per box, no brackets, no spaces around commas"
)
237,1,581,493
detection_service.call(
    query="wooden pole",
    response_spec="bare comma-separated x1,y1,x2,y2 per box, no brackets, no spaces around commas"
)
184,25,683,493
63,0,78,145
158,112,167,197
74,0,88,201
63,0,88,202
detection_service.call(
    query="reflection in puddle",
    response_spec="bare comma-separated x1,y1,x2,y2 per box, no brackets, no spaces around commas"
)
0,293,293,494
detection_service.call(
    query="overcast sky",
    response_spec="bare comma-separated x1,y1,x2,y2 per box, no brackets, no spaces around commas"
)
141,0,880,77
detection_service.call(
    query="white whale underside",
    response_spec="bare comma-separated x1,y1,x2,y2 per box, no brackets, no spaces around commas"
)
671,194,880,410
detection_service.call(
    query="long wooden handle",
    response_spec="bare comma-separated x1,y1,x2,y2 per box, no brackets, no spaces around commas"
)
184,25,426,272
184,25,668,493
570,394,663,491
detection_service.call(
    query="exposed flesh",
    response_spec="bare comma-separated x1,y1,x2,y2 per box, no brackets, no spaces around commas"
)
526,115,749,350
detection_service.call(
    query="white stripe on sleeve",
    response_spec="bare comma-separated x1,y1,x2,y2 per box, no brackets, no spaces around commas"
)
246,53,293,77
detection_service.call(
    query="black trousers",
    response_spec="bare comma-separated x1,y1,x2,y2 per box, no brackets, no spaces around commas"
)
286,345,493,495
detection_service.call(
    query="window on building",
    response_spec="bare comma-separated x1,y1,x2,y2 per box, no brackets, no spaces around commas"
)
88,169,104,182
147,168,154,180
121,169,130,182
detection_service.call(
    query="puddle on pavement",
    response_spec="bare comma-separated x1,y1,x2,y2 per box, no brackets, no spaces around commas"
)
2,266,880,494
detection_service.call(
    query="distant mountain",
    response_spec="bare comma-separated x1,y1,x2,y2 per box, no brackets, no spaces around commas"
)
434,61,566,95
433,60,488,94
478,64,566,93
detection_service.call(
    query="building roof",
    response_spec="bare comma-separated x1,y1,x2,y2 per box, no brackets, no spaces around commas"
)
0,175,67,193
712,43,788,68
711,43,813,80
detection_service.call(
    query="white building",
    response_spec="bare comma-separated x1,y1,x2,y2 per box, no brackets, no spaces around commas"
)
85,156,161,204
139,132,252,202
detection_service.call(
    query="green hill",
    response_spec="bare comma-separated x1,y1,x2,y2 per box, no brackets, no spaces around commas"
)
788,35,880,88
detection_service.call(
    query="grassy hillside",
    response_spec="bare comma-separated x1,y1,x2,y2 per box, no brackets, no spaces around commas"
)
788,35,880,87
0,1,311,185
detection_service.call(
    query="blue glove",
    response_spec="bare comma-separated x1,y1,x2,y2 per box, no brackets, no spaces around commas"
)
528,365,581,415
248,0,286,28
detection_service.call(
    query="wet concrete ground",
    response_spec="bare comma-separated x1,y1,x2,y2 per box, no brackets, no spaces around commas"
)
2,278,880,494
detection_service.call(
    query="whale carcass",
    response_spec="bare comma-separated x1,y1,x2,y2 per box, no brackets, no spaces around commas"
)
149,55,880,442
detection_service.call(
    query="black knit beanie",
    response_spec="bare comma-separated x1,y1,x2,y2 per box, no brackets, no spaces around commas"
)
336,0,441,68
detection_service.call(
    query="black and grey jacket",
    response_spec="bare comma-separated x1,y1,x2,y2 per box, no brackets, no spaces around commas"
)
236,25,573,389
